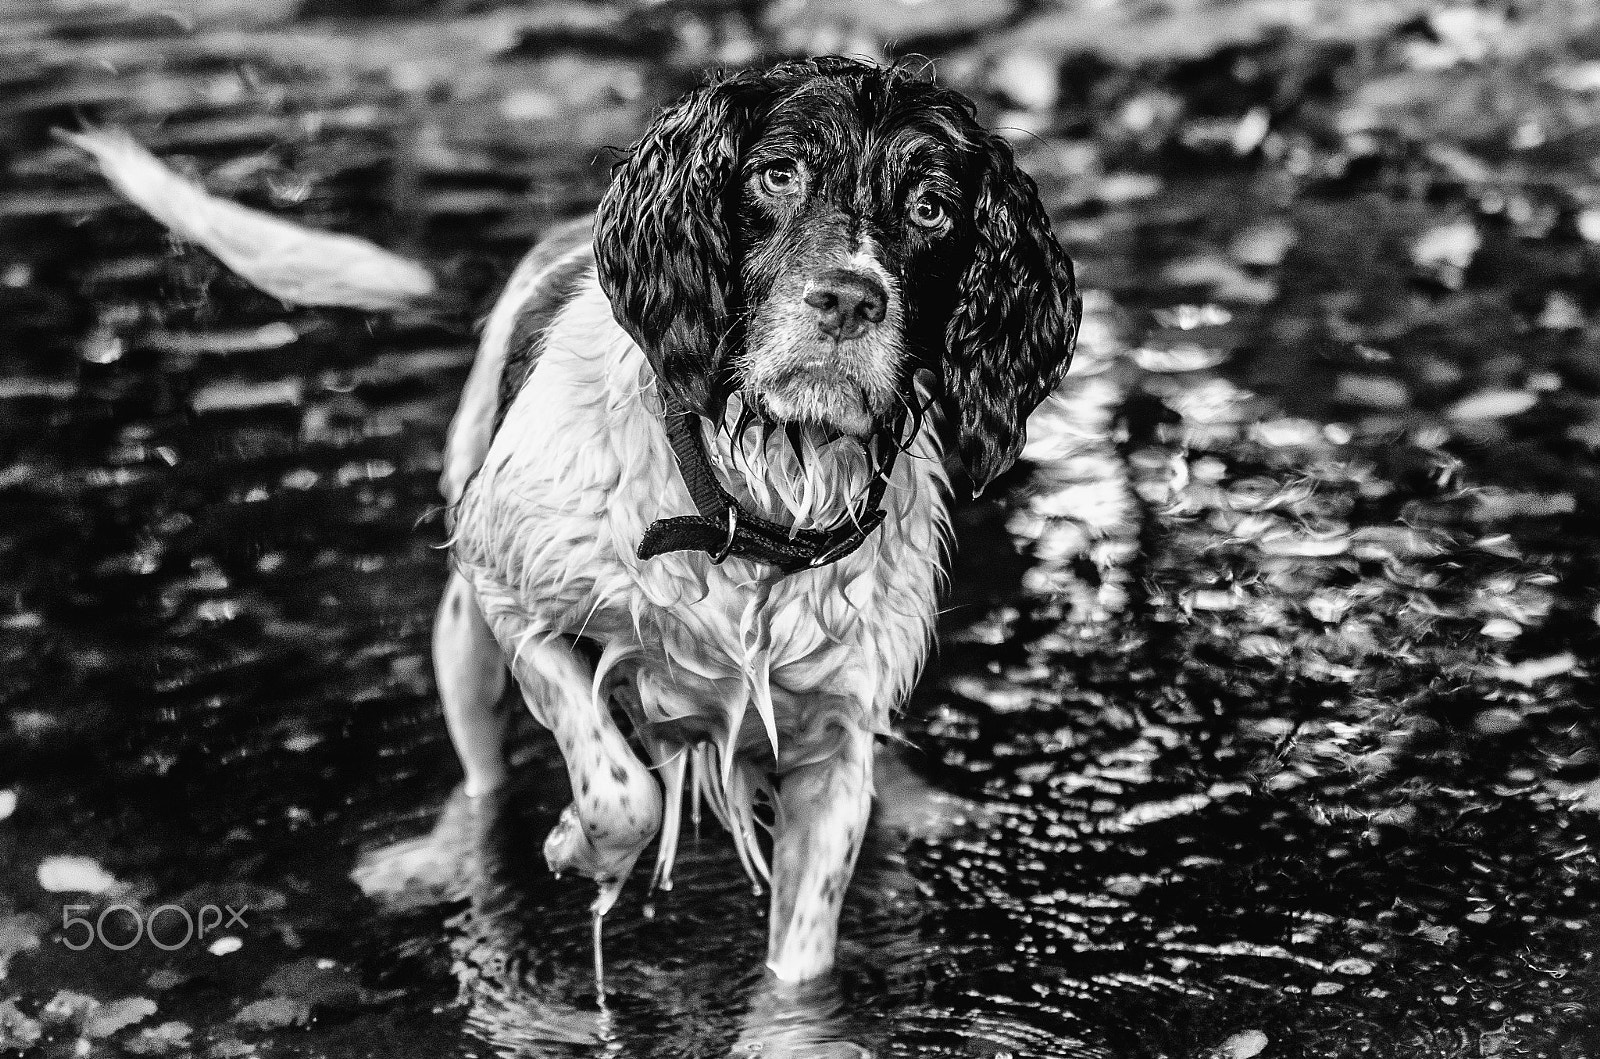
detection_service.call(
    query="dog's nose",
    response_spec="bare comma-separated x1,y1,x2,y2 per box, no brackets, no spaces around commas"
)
804,270,887,340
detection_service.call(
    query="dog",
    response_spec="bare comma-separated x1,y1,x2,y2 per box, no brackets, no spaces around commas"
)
433,56,1081,984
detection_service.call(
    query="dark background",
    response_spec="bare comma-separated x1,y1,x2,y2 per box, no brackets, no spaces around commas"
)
3,1,1600,1056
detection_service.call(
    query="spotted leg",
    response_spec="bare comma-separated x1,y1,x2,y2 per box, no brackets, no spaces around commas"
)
489,629,663,913
766,725,875,982
433,570,510,798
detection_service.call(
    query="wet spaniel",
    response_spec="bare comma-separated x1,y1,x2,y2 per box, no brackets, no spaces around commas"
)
435,56,1081,983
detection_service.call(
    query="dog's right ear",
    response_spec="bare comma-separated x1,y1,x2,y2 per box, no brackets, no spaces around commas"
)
593,71,771,417
940,129,1080,496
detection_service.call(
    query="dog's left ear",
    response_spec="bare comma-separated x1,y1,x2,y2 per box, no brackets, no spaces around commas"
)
942,135,1081,495
593,72,770,417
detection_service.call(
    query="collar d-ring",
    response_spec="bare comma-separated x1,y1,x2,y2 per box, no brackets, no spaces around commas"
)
709,505,739,564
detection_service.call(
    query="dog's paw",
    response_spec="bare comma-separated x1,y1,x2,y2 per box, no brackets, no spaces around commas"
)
542,803,642,885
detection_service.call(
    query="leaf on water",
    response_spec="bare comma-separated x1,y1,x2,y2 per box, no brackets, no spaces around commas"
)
59,128,435,312
946,673,1035,713
1251,417,1326,448
1334,373,1412,410
1186,588,1240,612
123,1021,193,1056
1231,107,1271,153
1209,1029,1269,1059
1102,874,1150,897
1447,389,1537,421
1231,220,1295,267
1411,219,1480,285
85,997,158,1039
1095,172,1163,203
1579,207,1600,243
1493,653,1576,686
233,997,311,1030
1474,707,1525,735
142,323,299,356
1479,618,1522,641
1552,60,1600,92
1113,791,1214,829
1160,253,1277,304
190,378,304,413
1425,142,1494,182
1565,416,1600,450
1410,922,1460,946
1258,532,1350,557
1537,292,1585,331
0,378,76,399
0,1001,41,1051
989,48,1060,112
0,788,13,820
40,990,99,1027
263,958,363,1008
1132,342,1230,373
765,0,1015,47
1469,489,1575,522
36,854,121,894
1564,778,1600,813
0,913,44,980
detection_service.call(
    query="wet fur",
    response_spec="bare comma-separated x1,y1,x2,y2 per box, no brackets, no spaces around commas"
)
444,271,949,979
436,57,1079,983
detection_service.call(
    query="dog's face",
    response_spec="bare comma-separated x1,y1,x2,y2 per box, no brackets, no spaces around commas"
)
594,58,1081,491
732,82,971,438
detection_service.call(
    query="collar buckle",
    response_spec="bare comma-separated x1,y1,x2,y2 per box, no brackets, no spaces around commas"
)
709,505,739,564
807,507,884,569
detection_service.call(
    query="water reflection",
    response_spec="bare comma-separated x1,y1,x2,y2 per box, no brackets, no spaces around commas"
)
356,772,901,1057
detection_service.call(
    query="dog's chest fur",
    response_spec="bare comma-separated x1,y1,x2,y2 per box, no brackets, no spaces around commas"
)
450,269,950,765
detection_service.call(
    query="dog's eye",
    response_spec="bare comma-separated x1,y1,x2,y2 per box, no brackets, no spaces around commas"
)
909,197,947,229
758,163,801,197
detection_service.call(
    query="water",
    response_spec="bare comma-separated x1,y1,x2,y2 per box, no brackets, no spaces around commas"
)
3,5,1599,1057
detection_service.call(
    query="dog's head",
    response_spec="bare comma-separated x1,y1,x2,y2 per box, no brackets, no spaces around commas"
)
593,58,1080,492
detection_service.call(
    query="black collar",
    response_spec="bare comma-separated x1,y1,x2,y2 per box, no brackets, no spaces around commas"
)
637,398,899,575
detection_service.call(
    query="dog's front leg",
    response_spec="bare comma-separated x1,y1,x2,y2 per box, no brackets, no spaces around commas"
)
499,634,663,913
766,725,874,982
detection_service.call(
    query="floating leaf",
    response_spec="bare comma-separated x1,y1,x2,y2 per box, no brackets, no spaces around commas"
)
1494,653,1576,685
1447,390,1537,421
0,914,43,980
1210,1030,1269,1059
36,855,121,894
1132,342,1230,373
123,1021,193,1056
1231,221,1295,267
233,997,310,1030
85,997,158,1039
0,1001,41,1051
1334,374,1411,410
